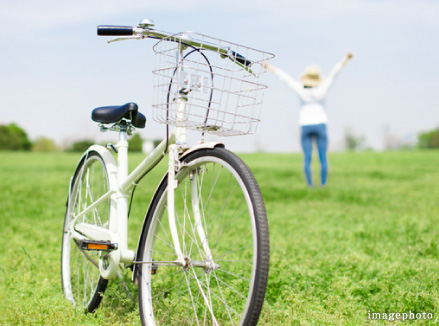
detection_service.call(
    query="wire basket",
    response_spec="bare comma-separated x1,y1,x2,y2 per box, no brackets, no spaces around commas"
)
152,32,274,136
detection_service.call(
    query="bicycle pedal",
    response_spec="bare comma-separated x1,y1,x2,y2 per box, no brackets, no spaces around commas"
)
78,239,118,251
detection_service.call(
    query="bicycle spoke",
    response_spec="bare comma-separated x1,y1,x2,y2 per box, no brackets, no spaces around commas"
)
214,273,247,300
195,272,241,319
212,271,235,325
215,268,251,282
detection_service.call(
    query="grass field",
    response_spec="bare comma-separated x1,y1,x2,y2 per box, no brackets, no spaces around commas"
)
0,149,438,325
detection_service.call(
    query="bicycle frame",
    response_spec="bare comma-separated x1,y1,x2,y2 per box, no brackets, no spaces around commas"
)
67,96,218,279
67,128,170,275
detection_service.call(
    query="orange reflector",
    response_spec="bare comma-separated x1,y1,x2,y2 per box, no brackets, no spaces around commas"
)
88,244,108,250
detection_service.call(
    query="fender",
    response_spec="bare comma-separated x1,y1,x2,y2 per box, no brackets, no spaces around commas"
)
180,141,224,160
66,145,119,279
132,142,224,282
68,145,118,197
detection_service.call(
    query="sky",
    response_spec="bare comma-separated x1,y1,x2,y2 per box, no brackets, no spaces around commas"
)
1,0,438,152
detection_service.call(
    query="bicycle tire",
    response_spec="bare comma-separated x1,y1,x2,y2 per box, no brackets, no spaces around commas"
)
61,151,110,312
137,147,269,325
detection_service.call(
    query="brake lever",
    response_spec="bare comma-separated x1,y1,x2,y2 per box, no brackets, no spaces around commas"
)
107,35,144,44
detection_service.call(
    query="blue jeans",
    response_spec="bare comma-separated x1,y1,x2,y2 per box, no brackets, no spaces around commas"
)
300,123,328,186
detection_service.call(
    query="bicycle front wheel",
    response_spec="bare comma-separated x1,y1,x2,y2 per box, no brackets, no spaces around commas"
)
61,151,110,312
137,147,269,326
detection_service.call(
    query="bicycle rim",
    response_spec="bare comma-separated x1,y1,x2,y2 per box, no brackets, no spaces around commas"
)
138,148,269,325
61,151,109,312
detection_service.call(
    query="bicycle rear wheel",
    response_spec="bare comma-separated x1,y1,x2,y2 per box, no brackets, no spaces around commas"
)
137,147,269,325
61,151,110,312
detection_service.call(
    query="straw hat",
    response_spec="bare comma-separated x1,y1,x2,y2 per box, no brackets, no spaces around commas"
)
300,65,322,87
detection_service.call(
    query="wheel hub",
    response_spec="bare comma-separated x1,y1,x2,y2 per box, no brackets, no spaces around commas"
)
182,256,220,273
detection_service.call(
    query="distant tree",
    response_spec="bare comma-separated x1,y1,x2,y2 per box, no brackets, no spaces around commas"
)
0,123,31,150
0,125,10,149
128,133,143,152
32,137,59,152
68,140,94,152
418,128,439,149
344,128,366,151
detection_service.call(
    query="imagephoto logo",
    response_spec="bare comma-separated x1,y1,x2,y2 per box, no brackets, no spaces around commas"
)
367,310,433,322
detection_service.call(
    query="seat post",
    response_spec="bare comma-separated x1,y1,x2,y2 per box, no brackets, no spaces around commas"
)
117,121,129,184
115,120,133,263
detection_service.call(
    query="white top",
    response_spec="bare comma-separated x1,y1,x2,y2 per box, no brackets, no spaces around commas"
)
269,58,346,126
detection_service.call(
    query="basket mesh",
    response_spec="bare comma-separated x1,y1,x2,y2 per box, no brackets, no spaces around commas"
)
152,32,273,136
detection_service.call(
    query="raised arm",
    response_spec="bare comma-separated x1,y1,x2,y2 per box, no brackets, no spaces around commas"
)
320,52,354,90
264,63,304,94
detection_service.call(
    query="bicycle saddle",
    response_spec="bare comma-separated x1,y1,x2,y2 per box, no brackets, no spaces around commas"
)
91,102,146,128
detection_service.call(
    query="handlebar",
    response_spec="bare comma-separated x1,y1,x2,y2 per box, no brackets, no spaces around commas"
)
97,22,253,68
97,25,133,36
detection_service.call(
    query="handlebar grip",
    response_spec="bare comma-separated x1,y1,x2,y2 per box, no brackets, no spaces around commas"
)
97,25,134,36
230,50,252,67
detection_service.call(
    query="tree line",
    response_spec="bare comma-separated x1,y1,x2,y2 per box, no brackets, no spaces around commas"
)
1,122,439,151
0,123,156,152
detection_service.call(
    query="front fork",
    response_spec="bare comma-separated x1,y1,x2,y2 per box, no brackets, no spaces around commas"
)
167,143,185,265
166,112,218,323
167,97,213,268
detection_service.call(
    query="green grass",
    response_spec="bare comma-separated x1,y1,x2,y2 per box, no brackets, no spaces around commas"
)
0,150,438,325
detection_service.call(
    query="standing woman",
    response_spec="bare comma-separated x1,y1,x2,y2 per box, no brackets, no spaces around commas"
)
266,53,353,187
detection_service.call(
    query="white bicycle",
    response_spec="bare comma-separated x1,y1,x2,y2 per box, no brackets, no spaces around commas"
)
61,19,274,325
